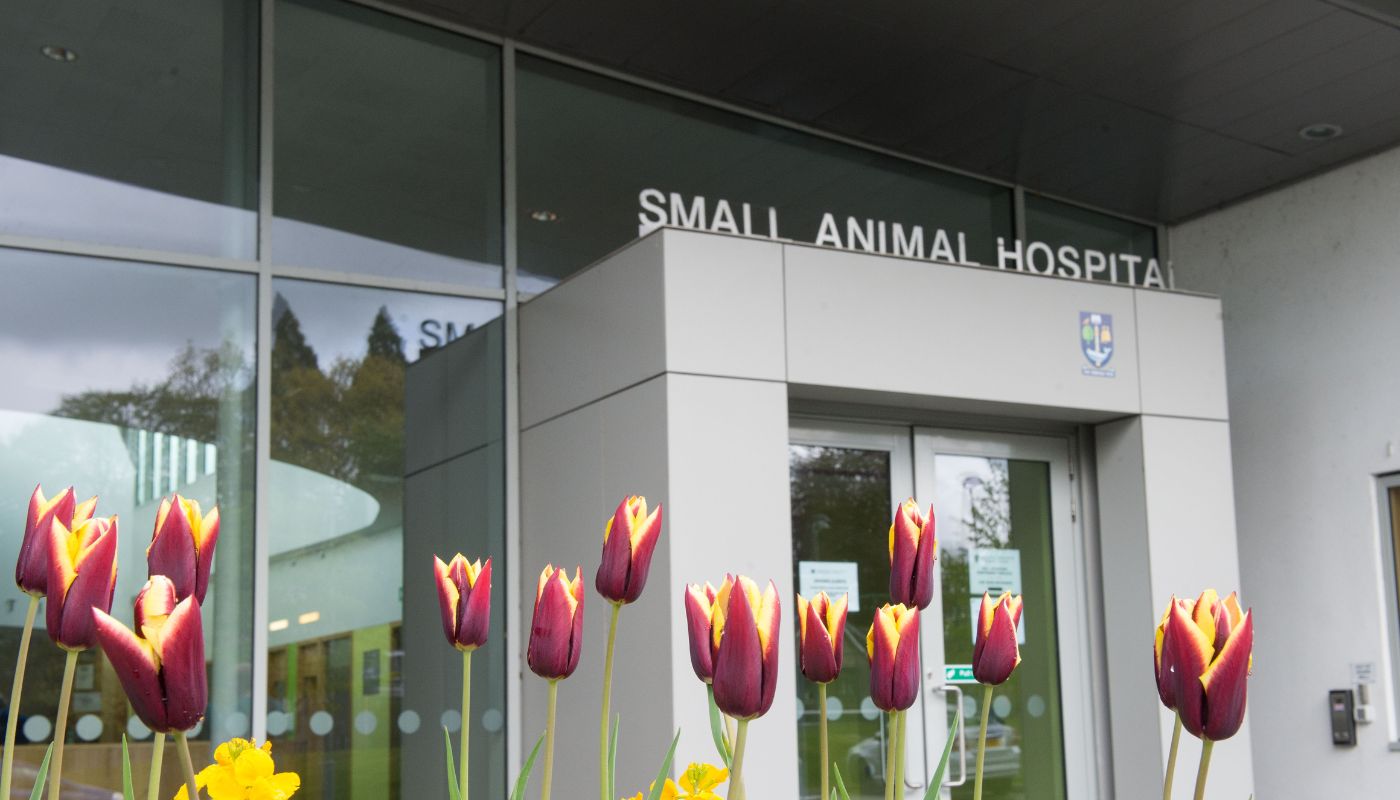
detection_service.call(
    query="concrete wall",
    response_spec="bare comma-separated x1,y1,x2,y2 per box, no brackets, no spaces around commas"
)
1171,145,1400,797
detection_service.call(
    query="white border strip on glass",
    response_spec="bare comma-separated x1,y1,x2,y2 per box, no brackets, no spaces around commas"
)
0,234,260,274
269,263,506,300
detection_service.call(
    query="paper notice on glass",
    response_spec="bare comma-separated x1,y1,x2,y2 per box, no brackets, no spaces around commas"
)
797,561,860,612
969,548,1021,596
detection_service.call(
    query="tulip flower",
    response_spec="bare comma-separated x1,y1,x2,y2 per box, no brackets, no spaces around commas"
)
93,576,208,732
595,496,663,800
15,485,96,597
799,591,849,800
709,576,779,800
528,565,584,800
971,592,1022,800
889,499,936,609
44,514,119,800
147,493,221,604
596,495,664,605
972,591,1022,686
1164,590,1253,800
434,554,491,800
683,578,732,684
4,486,95,800
866,603,919,800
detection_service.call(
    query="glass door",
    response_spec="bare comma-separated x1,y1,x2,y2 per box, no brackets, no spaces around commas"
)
791,423,1097,800
914,429,1095,800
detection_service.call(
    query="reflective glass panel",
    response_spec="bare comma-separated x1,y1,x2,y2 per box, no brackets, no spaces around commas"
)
934,455,1066,800
518,56,1014,291
1023,194,1159,285
0,0,257,258
790,445,896,800
273,0,503,287
0,249,256,795
266,279,504,798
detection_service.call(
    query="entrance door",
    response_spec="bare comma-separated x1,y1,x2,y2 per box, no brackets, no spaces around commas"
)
790,423,1095,800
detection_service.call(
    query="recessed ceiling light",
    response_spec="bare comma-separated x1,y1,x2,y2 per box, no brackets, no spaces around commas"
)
530,210,558,222
40,45,78,63
1298,123,1342,141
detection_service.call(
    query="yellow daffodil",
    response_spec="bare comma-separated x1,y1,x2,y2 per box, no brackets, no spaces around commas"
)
622,763,727,800
174,738,300,800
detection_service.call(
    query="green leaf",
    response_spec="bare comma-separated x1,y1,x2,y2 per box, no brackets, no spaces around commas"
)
444,726,462,800
608,715,620,800
121,735,136,800
831,762,851,800
643,729,682,800
509,735,545,800
28,743,53,800
706,686,732,767
922,713,960,800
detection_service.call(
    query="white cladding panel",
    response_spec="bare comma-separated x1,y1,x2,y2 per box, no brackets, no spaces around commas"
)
1135,291,1229,420
664,373,796,800
519,234,667,428
782,244,1142,414
662,229,787,381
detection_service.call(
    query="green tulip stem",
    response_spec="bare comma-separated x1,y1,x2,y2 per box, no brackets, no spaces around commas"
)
724,713,736,752
1163,712,1182,800
972,684,993,800
0,595,38,800
147,731,166,800
728,718,750,800
1192,739,1215,800
818,683,830,800
541,680,559,800
884,711,898,800
174,730,199,800
47,649,79,800
599,602,621,800
461,649,473,800
894,709,908,798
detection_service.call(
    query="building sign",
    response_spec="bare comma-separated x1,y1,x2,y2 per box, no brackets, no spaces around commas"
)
1080,312,1116,378
637,189,1167,288
945,664,976,683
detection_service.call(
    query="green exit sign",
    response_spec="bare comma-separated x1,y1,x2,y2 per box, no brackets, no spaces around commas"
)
944,664,975,683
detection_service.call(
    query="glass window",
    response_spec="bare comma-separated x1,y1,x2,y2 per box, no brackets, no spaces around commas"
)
0,0,257,259
0,249,256,794
272,0,503,287
517,55,1014,292
266,279,504,798
1023,194,1160,286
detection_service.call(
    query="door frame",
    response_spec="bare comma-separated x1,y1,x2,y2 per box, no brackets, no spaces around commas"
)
913,428,1099,800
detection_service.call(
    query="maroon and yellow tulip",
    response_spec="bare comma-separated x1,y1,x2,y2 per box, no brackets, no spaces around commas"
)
1165,590,1252,741
683,577,733,684
528,565,585,680
711,576,781,720
435,554,491,651
1153,600,1177,710
91,576,207,733
15,485,96,597
797,591,848,685
889,499,937,609
866,603,920,711
147,494,221,604
596,495,664,605
972,592,1023,686
45,516,119,651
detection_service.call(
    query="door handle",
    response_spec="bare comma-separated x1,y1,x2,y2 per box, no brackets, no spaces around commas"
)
940,684,969,788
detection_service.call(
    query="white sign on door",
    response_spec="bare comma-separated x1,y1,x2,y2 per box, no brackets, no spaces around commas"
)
797,561,861,612
968,548,1025,645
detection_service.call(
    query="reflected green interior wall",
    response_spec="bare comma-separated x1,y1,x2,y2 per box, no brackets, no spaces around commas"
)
351,624,393,800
